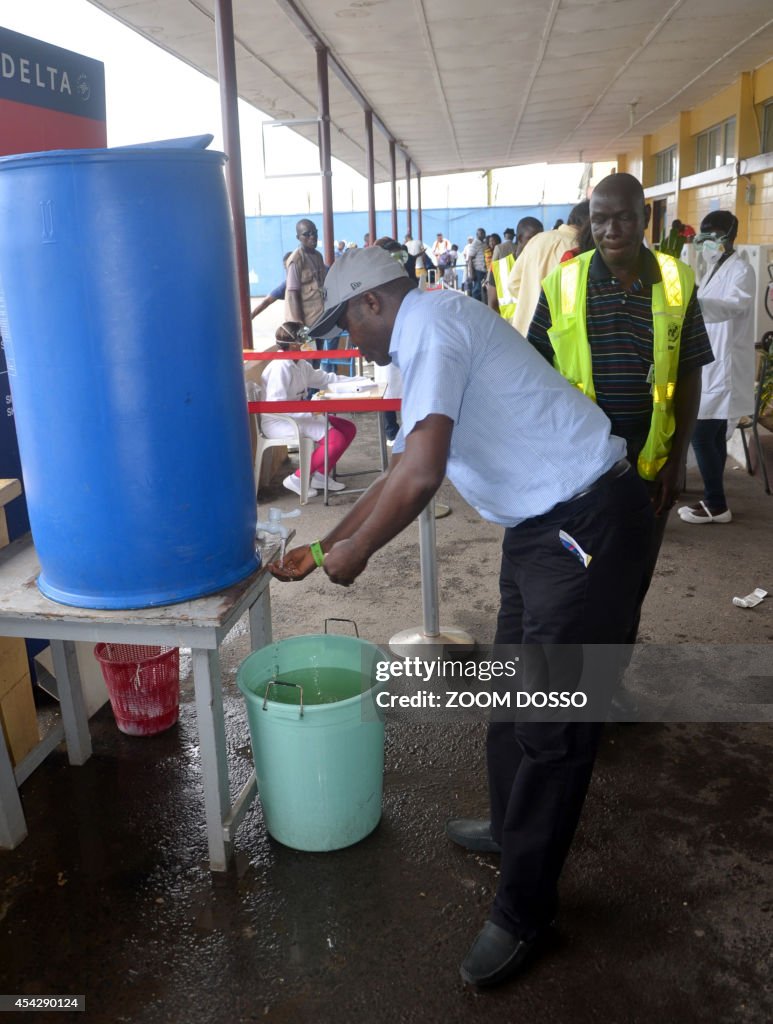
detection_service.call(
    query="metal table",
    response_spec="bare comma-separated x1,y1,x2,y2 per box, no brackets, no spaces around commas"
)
0,533,279,871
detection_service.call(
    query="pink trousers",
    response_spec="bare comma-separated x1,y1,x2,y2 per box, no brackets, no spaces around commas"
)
291,415,357,478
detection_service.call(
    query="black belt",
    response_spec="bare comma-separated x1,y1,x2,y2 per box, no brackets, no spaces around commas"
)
570,458,631,503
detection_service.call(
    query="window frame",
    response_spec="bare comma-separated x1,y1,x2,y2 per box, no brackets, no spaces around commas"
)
695,116,736,171
654,145,677,185
763,100,773,155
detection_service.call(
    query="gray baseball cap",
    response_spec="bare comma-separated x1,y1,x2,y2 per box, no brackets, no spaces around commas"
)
310,246,409,337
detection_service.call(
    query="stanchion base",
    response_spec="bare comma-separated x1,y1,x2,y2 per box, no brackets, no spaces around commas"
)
388,626,475,658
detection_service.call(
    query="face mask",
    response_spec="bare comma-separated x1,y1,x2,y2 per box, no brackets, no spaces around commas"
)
701,239,724,262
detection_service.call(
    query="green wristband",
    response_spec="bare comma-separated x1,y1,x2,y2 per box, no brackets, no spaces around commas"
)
310,540,325,567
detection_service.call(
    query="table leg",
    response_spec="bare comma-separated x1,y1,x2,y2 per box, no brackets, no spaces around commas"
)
249,585,273,651
378,411,388,471
50,639,91,765
0,728,27,849
323,412,330,505
191,647,232,871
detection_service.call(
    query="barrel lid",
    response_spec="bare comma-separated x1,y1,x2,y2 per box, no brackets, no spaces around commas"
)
0,135,226,170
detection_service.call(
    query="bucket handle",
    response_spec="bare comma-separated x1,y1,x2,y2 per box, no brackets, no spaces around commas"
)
262,679,304,718
324,617,360,637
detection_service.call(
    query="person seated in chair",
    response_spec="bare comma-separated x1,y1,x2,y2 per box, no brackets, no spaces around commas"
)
261,322,357,498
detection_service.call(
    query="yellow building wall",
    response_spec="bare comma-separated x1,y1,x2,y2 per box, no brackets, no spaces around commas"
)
747,169,773,243
689,83,737,136
753,62,773,105
649,120,679,159
681,181,736,232
627,60,773,244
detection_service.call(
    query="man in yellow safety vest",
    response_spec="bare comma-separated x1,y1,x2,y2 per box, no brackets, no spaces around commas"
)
527,172,714,650
488,217,542,318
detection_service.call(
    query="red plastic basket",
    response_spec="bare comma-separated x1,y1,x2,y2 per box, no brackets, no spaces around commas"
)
94,644,180,736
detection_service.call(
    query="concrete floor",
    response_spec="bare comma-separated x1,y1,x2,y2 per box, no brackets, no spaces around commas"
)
1,413,772,1024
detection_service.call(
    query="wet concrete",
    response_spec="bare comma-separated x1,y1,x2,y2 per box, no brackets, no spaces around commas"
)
1,413,772,1024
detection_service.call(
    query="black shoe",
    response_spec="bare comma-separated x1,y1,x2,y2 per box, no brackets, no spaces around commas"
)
460,921,539,988
445,819,501,854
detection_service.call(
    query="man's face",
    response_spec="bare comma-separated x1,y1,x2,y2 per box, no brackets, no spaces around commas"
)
297,221,318,250
589,190,648,272
338,295,393,366
476,228,486,241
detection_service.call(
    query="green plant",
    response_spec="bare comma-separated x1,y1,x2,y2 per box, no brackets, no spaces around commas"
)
658,225,686,257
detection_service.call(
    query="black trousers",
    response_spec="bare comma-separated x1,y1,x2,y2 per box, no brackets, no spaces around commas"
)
487,466,654,939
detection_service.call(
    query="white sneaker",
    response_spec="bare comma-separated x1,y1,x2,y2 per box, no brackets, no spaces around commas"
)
283,473,317,498
311,472,346,492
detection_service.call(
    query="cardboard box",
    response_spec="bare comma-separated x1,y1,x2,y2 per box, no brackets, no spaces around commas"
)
0,635,30,699
0,672,39,766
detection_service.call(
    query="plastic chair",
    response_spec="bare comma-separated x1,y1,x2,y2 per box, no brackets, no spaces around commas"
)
738,331,772,495
246,381,315,505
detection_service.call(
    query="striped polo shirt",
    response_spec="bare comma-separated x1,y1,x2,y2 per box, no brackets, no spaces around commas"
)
527,248,713,456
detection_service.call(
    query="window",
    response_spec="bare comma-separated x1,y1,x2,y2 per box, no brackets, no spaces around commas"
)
695,117,736,171
763,101,773,154
654,146,677,185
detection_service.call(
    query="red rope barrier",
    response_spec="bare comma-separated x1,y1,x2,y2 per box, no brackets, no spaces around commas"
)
243,349,360,360
248,399,401,414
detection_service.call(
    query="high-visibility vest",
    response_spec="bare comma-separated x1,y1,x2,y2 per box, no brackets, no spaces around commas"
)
541,250,694,481
491,254,517,321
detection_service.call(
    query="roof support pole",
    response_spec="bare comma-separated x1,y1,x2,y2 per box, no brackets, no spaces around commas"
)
364,109,377,245
214,0,252,349
417,170,423,241
405,157,412,239
389,140,398,240
316,46,335,267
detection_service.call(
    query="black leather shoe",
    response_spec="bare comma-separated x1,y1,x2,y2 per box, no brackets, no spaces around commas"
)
445,818,501,853
460,921,538,988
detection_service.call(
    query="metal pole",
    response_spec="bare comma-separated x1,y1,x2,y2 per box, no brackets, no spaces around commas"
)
365,109,377,245
316,47,335,267
389,140,398,240
419,500,440,636
388,499,475,656
417,170,423,242
214,0,253,350
405,157,412,238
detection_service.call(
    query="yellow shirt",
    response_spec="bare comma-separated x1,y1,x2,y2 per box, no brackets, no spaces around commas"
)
506,224,579,336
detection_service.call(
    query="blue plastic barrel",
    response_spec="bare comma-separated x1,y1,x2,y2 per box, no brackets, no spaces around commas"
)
0,142,258,608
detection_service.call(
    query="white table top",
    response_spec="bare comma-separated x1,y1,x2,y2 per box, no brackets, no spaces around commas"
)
0,533,279,648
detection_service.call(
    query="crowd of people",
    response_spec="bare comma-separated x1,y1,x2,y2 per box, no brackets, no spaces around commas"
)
254,170,761,991
253,186,756,526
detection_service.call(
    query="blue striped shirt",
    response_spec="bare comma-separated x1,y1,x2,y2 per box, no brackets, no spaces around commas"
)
390,289,626,527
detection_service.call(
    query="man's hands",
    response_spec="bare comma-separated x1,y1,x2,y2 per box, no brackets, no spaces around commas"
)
321,538,370,587
268,545,317,582
268,538,371,586
652,458,683,516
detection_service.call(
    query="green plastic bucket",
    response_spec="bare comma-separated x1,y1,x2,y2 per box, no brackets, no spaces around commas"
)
237,632,386,851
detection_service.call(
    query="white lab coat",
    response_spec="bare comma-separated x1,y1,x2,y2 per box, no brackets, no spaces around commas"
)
696,250,756,425
260,359,338,441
